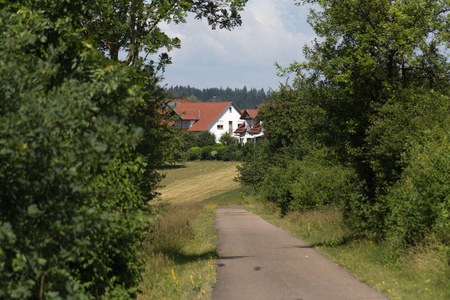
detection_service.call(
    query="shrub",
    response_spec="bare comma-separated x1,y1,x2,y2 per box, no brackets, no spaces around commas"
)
198,131,216,147
385,129,450,245
236,140,273,188
200,146,216,160
259,149,358,215
219,132,238,146
186,147,202,161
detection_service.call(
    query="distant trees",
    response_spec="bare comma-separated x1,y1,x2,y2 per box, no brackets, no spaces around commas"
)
166,85,269,109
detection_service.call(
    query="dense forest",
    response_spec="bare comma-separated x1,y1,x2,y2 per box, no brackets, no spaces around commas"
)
166,85,269,109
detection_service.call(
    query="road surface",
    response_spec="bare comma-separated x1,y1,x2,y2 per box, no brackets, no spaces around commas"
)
212,206,388,300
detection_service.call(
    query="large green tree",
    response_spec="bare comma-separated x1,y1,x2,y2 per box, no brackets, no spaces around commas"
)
288,0,449,193
240,0,449,241
85,0,247,66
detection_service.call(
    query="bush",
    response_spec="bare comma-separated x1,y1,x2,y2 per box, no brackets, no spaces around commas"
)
385,130,450,245
197,131,216,147
219,132,238,146
344,90,450,240
259,149,357,215
200,146,216,160
186,147,202,161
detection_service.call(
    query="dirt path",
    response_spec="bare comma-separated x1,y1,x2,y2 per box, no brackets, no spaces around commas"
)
158,161,239,204
212,206,388,300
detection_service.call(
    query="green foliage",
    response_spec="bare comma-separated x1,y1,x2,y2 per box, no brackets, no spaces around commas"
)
239,0,450,248
185,144,244,162
197,130,216,147
385,125,450,245
186,147,202,161
0,2,152,298
259,150,357,215
219,132,238,146
236,140,273,188
86,0,248,67
200,146,216,160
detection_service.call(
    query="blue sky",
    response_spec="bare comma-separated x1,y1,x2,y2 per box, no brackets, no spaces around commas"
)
159,0,317,91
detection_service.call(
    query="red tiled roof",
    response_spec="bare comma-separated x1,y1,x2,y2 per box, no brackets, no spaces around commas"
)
248,121,261,134
174,102,233,132
241,109,258,120
234,122,246,134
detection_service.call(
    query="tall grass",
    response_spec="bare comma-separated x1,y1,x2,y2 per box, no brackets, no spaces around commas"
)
139,203,218,299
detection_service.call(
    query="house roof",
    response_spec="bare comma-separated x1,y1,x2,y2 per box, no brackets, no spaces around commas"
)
241,109,258,120
234,122,246,134
174,102,235,131
248,121,262,134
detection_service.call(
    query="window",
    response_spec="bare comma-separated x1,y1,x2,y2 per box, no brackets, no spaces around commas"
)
217,124,223,130
229,121,233,133
229,107,232,113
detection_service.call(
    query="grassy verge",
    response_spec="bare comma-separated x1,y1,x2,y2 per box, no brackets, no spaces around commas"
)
139,161,245,299
139,202,218,299
246,199,449,300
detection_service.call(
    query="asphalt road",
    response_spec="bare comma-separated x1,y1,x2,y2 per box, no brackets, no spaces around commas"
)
212,206,388,300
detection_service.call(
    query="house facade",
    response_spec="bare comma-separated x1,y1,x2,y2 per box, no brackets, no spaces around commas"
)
234,109,264,143
171,101,242,143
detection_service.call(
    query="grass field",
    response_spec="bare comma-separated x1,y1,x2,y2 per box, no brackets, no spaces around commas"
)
158,161,240,204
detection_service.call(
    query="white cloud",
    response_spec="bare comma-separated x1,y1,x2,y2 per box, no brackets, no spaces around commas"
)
159,0,317,90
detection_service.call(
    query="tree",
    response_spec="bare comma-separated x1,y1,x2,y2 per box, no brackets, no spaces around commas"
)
0,1,149,298
219,132,238,146
198,130,217,147
85,0,248,68
291,0,450,176
280,0,450,237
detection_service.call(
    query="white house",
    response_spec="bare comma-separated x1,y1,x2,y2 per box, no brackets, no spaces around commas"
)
171,101,243,143
234,108,264,143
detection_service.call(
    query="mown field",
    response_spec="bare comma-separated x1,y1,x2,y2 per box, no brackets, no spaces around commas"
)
158,161,240,204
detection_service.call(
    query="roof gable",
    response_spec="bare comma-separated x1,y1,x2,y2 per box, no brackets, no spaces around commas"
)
241,109,258,120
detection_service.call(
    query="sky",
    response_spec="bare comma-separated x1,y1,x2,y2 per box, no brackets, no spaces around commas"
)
159,0,318,91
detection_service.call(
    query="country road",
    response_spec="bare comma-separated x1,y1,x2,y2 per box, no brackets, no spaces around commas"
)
212,206,388,300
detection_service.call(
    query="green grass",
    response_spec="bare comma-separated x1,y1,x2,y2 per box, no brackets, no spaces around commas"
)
246,199,450,300
202,188,243,205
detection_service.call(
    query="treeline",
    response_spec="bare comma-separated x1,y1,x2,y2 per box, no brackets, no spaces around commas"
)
0,0,247,299
238,0,449,251
165,85,269,109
